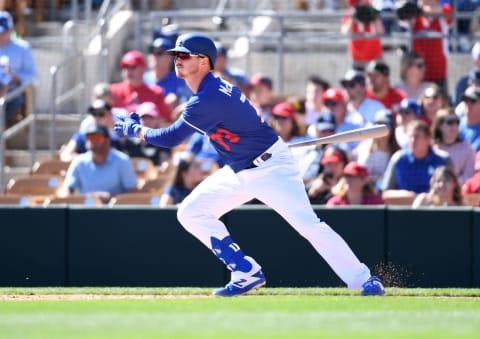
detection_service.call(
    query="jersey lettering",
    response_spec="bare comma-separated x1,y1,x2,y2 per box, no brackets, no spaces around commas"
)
219,83,233,97
210,128,240,151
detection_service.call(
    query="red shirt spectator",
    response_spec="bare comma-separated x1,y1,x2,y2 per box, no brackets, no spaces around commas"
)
341,0,384,64
365,60,406,111
411,1,452,83
110,50,172,122
462,152,480,194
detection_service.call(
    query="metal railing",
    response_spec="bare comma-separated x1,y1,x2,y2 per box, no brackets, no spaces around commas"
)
0,81,36,190
49,54,87,158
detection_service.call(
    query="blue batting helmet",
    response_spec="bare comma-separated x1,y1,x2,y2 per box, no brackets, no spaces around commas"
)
167,33,217,69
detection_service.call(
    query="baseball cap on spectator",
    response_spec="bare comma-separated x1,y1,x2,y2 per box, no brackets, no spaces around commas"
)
85,124,110,138
136,101,160,118
249,73,273,89
366,60,390,77
320,145,347,165
374,109,394,128
399,98,422,116
215,42,228,57
0,11,13,33
272,102,295,119
340,69,366,87
343,161,369,177
322,88,345,104
475,152,480,171
316,112,336,132
88,99,112,114
468,69,480,85
462,87,480,102
119,50,146,68
149,37,174,53
472,42,480,60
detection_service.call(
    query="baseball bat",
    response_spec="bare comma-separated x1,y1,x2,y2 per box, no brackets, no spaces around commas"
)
288,125,389,148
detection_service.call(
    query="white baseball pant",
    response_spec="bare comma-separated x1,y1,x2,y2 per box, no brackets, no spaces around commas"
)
177,138,371,289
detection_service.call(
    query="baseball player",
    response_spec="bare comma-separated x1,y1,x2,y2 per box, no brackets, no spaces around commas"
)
114,33,385,297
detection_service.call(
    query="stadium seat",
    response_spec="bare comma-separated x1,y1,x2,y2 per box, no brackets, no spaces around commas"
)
463,193,480,207
130,157,158,186
108,192,163,206
4,175,63,201
31,158,70,177
42,195,103,206
0,193,33,206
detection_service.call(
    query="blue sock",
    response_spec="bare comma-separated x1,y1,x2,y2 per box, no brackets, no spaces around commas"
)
210,236,252,273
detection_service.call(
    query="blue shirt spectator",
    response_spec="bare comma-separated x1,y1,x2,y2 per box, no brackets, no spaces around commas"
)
0,11,37,125
60,124,137,200
459,86,480,151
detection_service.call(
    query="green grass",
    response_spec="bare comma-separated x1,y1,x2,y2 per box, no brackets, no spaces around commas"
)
0,288,479,339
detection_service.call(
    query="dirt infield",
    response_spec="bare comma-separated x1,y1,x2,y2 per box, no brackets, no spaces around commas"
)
0,294,213,301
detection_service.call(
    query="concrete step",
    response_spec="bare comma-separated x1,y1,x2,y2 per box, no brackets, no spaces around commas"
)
6,114,82,151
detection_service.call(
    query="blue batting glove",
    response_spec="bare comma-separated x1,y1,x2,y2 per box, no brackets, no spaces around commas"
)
114,112,142,138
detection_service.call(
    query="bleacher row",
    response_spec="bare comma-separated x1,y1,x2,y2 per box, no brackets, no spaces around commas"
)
2,154,480,207
0,156,172,207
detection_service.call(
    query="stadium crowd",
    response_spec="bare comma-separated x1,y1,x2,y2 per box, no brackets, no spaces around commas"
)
3,1,480,208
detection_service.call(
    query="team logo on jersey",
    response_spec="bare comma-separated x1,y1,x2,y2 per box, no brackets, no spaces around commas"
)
210,128,239,151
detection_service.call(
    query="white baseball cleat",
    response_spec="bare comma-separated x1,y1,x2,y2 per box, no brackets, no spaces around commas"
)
213,256,266,297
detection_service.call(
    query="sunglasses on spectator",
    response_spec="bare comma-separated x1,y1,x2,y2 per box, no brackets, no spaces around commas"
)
342,82,357,89
425,94,440,100
324,100,339,107
90,110,106,117
443,118,459,126
173,52,206,60
411,62,425,69
463,97,478,104
399,109,414,115
272,115,288,121
86,133,106,142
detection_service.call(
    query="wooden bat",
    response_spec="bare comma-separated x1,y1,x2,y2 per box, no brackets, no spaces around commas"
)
288,125,389,148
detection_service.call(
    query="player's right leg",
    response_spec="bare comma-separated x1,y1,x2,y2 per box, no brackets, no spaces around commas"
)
176,166,266,297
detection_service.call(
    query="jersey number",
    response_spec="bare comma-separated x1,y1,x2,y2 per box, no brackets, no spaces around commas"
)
210,128,239,151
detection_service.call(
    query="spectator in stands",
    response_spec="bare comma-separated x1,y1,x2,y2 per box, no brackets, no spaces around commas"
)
119,101,172,166
366,60,406,112
143,37,192,110
248,73,276,123
159,154,211,207
462,151,480,195
432,108,475,184
459,86,480,152
293,112,336,186
110,50,172,122
382,120,452,200
213,41,249,93
418,83,449,127
326,161,384,206
395,98,422,148
307,145,349,204
341,0,384,70
303,74,330,127
454,42,480,106
357,109,400,189
412,166,463,207
269,101,310,144
410,0,452,95
59,99,119,162
341,69,384,125
58,124,138,203
395,51,429,101
0,10,37,126
321,88,363,154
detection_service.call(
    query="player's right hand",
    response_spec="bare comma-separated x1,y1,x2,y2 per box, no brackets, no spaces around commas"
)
114,112,142,138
